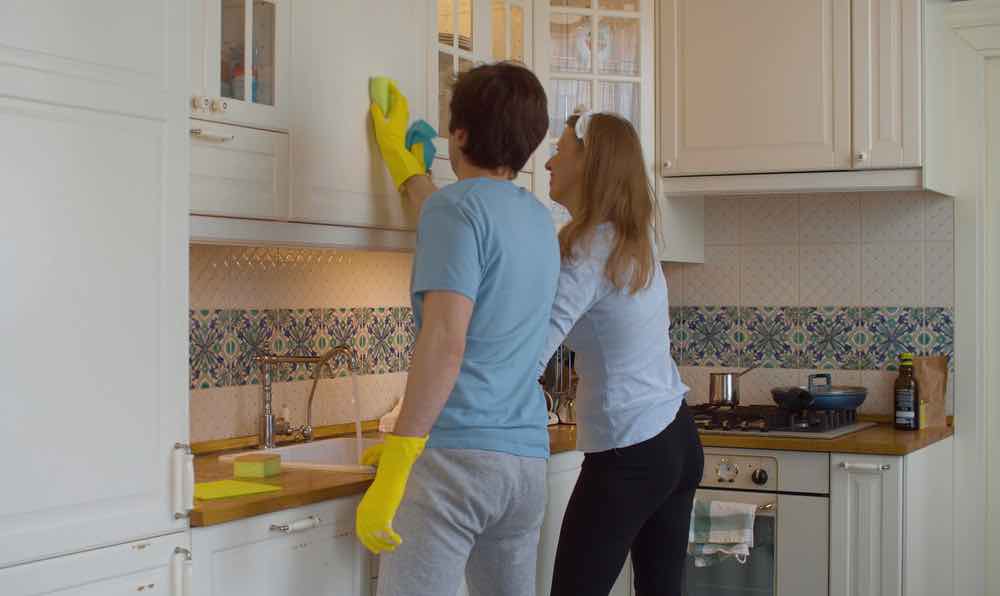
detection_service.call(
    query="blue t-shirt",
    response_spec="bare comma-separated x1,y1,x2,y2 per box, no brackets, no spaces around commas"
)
411,178,559,459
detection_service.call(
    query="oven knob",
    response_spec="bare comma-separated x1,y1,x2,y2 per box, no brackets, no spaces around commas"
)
716,460,739,483
751,469,769,486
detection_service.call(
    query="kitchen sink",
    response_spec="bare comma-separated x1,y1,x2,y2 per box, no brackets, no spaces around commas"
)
221,436,382,474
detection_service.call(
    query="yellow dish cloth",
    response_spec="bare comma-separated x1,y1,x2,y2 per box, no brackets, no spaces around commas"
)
194,479,282,500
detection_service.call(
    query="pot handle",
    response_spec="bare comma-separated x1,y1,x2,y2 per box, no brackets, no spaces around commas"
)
808,373,832,393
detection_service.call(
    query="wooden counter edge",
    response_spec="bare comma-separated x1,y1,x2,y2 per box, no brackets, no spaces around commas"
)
699,424,954,456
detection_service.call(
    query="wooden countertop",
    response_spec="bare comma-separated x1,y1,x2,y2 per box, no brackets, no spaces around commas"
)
191,426,580,527
698,423,953,456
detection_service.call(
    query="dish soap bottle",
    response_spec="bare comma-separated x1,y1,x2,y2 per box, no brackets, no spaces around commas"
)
894,353,920,430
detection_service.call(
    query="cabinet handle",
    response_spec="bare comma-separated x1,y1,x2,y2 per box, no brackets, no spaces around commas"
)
839,461,890,473
171,547,192,596
190,128,235,143
172,443,193,519
271,515,322,534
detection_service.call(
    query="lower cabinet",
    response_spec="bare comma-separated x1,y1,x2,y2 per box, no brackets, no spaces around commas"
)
191,497,364,596
0,532,190,596
830,437,954,596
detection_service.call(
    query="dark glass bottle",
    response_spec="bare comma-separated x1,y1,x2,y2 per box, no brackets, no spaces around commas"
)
894,353,920,430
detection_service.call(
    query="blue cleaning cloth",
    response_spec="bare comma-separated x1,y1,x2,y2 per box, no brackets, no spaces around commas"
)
405,120,437,173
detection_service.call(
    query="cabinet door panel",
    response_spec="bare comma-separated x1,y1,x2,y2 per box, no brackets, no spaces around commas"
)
660,0,852,176
830,454,903,596
191,120,290,219
0,0,189,567
289,0,430,231
852,0,921,168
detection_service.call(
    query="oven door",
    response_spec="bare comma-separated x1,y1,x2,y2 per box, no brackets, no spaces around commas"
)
685,489,828,596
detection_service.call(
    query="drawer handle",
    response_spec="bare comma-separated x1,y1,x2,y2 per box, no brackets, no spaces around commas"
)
190,128,234,143
270,515,321,534
839,462,890,473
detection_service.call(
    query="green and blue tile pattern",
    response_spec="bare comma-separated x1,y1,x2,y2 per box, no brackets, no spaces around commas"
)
190,307,416,389
669,306,954,372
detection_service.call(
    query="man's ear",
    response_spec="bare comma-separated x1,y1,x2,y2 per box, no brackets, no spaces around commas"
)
451,128,468,150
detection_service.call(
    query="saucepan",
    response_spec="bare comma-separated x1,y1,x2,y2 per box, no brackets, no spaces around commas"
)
708,365,758,406
771,373,868,410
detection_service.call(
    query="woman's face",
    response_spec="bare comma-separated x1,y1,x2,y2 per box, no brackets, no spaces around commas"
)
545,126,584,209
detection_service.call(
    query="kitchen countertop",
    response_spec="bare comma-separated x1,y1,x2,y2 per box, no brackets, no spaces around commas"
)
191,423,949,526
191,425,580,527
698,423,953,456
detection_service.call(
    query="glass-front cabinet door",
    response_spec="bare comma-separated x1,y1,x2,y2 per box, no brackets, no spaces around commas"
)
192,0,290,131
431,0,533,176
532,0,653,221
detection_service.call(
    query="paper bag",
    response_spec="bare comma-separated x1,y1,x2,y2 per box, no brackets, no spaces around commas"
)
914,356,948,428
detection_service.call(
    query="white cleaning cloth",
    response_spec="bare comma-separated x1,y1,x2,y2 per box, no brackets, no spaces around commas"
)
378,397,403,433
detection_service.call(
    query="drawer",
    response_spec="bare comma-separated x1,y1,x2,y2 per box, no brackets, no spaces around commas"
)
190,119,290,220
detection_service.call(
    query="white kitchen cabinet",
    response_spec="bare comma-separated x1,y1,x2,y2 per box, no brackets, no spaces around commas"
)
287,0,431,231
191,0,291,131
191,120,290,219
0,0,190,569
830,437,954,596
659,0,853,177
0,533,190,596
431,0,534,168
852,0,922,170
191,497,365,596
537,450,582,595
830,453,904,596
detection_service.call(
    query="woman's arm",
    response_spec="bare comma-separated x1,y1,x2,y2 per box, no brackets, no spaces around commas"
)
536,257,605,377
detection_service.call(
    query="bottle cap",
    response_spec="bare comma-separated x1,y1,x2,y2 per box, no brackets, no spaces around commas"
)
899,352,914,364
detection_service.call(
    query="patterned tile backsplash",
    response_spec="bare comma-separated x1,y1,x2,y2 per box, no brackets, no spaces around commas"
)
669,305,953,371
190,307,416,389
665,190,956,414
189,245,415,443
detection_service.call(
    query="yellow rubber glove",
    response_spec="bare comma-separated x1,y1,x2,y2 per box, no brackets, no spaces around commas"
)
355,434,428,554
360,442,384,466
370,82,426,190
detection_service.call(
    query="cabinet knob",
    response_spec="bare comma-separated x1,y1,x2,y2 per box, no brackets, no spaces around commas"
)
662,160,674,176
856,152,868,163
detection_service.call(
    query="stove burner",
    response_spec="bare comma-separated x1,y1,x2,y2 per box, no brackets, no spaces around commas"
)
691,404,858,434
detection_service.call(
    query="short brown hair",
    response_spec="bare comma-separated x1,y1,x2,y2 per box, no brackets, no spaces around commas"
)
561,113,657,294
449,62,548,173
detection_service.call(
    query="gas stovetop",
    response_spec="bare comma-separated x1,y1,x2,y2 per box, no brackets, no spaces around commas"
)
691,404,877,439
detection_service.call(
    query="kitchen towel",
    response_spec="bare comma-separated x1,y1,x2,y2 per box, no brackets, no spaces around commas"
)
194,479,282,500
688,499,757,567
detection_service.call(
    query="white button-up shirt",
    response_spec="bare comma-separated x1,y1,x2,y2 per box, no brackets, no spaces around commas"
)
538,224,688,452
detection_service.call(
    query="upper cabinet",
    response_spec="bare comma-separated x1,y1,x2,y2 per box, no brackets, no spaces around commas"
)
286,0,432,231
659,0,923,182
431,0,534,177
191,0,291,131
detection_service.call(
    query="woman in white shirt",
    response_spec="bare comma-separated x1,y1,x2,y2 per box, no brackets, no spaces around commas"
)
540,112,704,596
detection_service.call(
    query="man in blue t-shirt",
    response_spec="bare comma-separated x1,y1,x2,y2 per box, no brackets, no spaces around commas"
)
357,64,558,596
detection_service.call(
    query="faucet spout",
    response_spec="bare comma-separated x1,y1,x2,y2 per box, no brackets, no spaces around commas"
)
255,345,359,449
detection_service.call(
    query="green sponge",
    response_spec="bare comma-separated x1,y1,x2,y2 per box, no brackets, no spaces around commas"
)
233,453,281,479
370,76,391,114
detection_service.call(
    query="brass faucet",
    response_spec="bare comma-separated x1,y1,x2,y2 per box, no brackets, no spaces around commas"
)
255,345,359,449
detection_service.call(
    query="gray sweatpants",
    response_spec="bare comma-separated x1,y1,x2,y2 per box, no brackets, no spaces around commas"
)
376,447,547,596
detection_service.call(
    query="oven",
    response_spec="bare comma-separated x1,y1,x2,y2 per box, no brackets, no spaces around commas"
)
685,449,829,596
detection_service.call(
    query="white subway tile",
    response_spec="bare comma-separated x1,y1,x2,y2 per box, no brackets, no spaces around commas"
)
741,245,799,307
740,195,800,244
862,242,924,306
799,193,861,244
799,244,861,306
684,246,741,306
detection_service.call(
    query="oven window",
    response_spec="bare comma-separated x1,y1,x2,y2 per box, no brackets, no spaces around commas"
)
685,514,775,596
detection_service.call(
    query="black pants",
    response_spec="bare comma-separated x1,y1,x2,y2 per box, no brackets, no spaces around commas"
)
550,401,704,596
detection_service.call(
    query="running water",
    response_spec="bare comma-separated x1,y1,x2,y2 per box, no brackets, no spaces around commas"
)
350,373,364,465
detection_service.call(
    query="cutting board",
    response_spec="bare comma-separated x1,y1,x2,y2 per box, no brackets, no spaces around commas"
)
194,479,282,501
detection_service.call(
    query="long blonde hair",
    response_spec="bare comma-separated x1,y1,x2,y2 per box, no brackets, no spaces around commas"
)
559,113,656,294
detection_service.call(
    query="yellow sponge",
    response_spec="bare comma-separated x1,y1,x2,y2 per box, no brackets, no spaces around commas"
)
233,453,281,479
370,76,391,114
